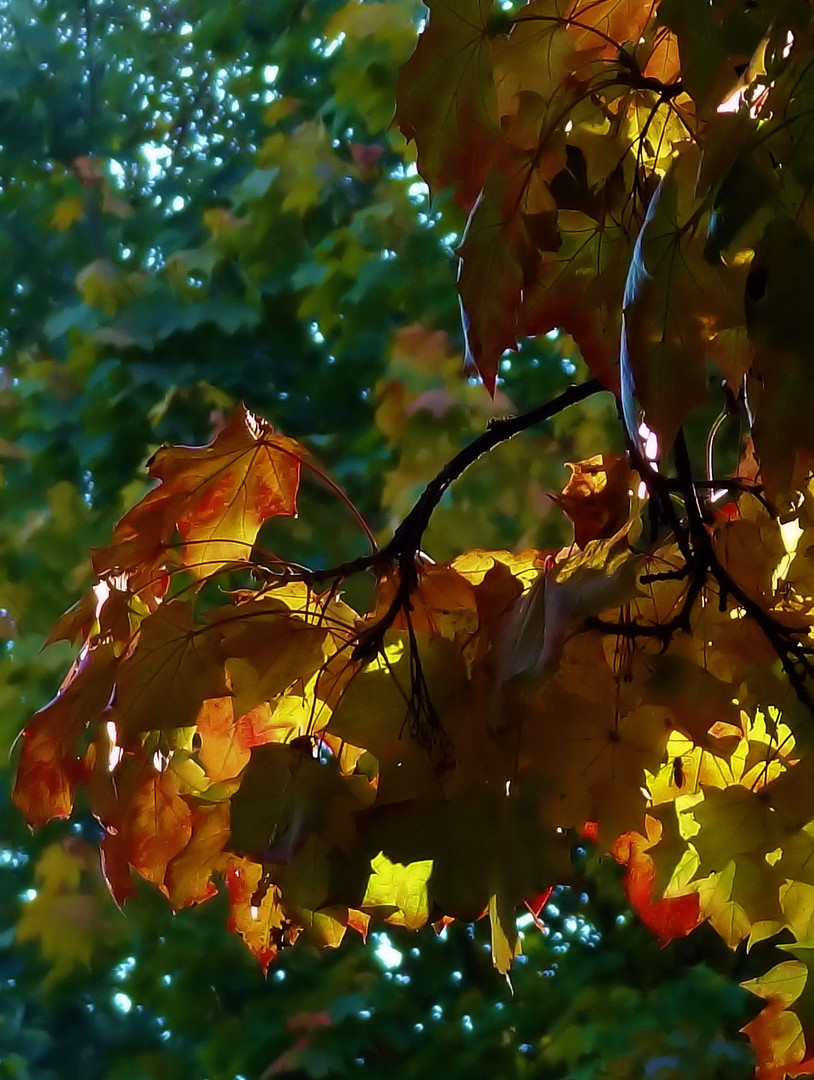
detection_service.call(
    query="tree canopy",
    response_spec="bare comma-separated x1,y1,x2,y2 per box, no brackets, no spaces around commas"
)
10,0,814,1076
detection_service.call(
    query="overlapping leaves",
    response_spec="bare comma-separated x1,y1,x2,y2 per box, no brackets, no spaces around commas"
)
16,2,814,1078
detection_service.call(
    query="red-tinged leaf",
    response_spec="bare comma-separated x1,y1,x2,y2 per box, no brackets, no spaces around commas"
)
458,167,543,391
491,1,575,116
43,590,97,648
165,801,231,909
100,831,137,906
94,404,303,581
13,646,117,828
395,0,499,207
563,0,654,55
553,453,630,548
104,759,193,891
612,830,702,944
195,697,253,783
525,886,554,918
742,961,812,1080
213,599,328,720
521,211,628,391
115,600,228,738
225,856,291,972
196,697,300,785
347,907,370,940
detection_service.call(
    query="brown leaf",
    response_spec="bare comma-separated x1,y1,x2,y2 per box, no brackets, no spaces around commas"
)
554,453,630,548
395,0,499,207
102,758,193,893
165,801,231,909
13,646,117,828
94,404,304,581
115,601,228,738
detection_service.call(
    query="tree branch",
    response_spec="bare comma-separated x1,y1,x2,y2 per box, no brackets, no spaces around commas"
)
257,378,609,656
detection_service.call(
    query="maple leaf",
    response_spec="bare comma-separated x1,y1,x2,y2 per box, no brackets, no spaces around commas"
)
165,801,231,909
225,856,292,971
612,827,702,945
94,404,304,581
564,0,654,56
213,597,329,720
49,195,85,231
114,600,228,739
742,960,814,1080
395,0,499,207
658,0,773,115
194,696,297,784
521,211,628,392
13,645,117,827
492,528,641,685
457,164,554,391
746,219,814,505
362,851,433,931
100,758,193,897
621,146,747,449
553,453,630,548
15,841,123,986
228,742,369,864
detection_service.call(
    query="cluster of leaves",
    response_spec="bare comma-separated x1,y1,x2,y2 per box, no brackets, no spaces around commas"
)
17,0,814,1077
0,2,647,1076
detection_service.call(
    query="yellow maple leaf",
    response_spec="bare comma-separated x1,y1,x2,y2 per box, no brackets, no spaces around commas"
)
50,195,85,231
16,843,104,985
362,851,433,931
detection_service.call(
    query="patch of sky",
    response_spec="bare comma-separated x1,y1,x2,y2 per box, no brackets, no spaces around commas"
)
108,159,125,188
373,932,403,970
407,179,429,203
113,956,136,981
0,848,28,868
389,161,419,181
323,33,344,57
112,992,133,1014
141,143,171,180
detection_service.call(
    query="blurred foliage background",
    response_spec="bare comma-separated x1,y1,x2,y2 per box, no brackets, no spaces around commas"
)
0,0,767,1076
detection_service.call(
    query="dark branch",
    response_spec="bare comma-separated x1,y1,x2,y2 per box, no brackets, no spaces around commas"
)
292,377,606,592
380,377,606,562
